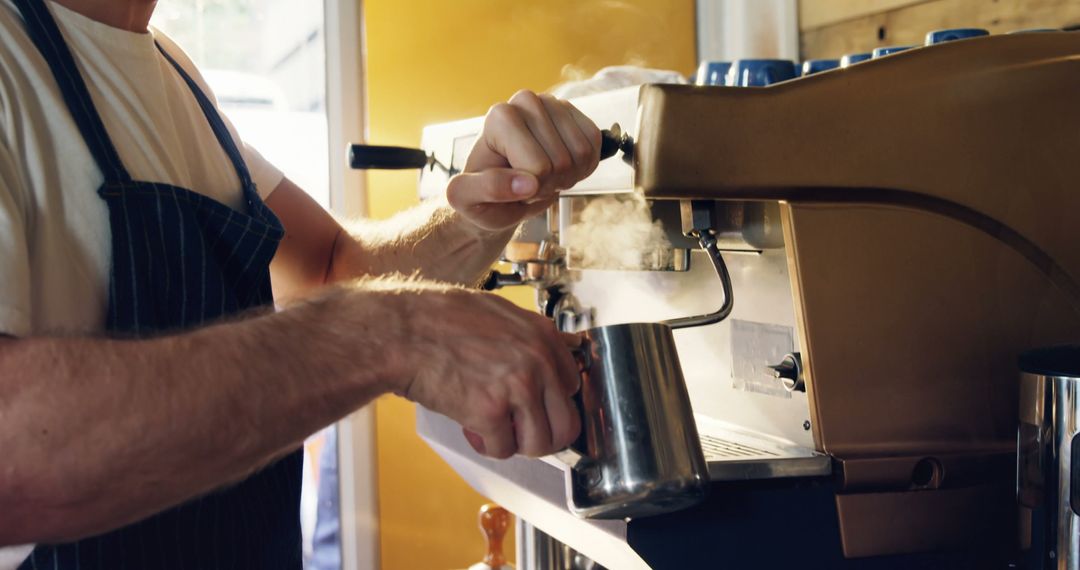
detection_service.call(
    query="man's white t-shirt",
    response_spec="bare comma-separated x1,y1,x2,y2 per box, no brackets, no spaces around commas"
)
0,0,284,338
0,1,284,564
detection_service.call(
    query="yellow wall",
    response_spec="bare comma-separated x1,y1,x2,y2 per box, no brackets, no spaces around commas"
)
363,1,696,567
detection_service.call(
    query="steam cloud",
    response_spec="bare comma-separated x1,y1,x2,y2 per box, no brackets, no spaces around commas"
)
563,193,673,271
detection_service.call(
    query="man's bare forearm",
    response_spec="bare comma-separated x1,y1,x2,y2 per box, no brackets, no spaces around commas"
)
330,198,515,287
0,282,409,545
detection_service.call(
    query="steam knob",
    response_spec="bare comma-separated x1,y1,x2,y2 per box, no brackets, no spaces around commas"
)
599,123,634,165
768,353,805,393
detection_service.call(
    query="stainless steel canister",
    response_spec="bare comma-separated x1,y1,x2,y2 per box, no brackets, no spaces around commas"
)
1018,346,1080,569
556,322,709,519
515,520,608,570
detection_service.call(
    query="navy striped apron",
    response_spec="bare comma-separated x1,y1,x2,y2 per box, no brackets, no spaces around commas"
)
14,0,304,567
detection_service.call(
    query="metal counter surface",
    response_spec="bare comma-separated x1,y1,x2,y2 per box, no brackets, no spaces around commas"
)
416,407,650,570
417,407,831,569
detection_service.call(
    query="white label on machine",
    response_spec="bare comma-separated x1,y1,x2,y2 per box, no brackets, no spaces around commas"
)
731,319,794,398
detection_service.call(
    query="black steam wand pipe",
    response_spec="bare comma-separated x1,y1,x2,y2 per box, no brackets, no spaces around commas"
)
661,231,735,330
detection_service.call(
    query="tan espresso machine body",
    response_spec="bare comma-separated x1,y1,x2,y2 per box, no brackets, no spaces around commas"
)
413,30,1080,568
631,31,1080,558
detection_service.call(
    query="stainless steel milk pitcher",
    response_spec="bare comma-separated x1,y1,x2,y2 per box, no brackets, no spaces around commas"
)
556,322,709,519
554,207,735,519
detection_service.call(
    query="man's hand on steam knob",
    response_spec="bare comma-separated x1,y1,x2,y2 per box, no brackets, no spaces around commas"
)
446,89,603,231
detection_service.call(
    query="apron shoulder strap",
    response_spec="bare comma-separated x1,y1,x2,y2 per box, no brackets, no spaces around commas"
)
155,42,257,195
13,0,132,183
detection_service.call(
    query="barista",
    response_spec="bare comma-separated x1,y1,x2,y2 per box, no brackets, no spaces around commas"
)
0,0,598,567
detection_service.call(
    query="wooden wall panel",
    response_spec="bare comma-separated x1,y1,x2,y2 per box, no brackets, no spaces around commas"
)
800,0,1080,59
800,0,931,29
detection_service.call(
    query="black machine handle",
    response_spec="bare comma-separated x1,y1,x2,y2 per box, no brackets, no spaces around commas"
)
348,123,634,173
599,123,634,165
348,144,431,170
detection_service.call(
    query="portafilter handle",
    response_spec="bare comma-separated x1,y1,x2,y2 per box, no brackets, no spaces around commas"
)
347,144,454,175
347,123,631,175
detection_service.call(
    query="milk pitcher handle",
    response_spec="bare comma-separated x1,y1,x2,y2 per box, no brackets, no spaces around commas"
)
554,344,599,475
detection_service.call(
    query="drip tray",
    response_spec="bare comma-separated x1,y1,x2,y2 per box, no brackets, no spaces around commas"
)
697,416,832,481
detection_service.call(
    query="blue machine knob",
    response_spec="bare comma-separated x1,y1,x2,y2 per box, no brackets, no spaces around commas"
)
872,45,913,58
695,60,732,86
802,59,839,75
726,59,798,86
840,52,872,67
925,28,989,45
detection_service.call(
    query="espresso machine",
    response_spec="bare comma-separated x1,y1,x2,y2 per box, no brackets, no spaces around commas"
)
382,28,1080,569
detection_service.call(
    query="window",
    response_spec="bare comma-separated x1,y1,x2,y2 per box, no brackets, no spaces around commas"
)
152,0,330,206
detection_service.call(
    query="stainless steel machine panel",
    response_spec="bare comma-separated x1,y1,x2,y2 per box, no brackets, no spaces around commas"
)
568,247,815,449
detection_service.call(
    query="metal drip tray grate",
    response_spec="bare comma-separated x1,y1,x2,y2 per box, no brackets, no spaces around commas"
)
700,434,778,461
696,419,832,481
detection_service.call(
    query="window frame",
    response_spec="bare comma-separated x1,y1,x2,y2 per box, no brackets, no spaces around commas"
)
325,0,378,569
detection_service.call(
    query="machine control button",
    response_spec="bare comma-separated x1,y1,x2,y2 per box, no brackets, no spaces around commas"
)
768,352,805,392
925,28,989,45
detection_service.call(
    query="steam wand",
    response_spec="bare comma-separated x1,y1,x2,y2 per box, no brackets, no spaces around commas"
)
661,201,735,329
